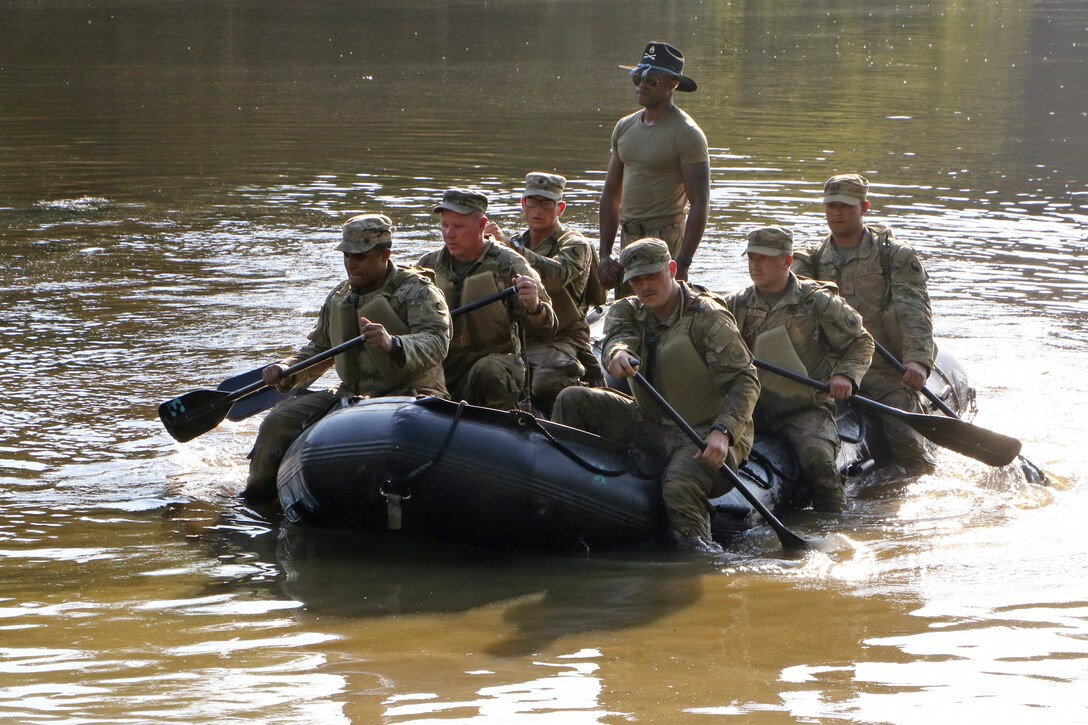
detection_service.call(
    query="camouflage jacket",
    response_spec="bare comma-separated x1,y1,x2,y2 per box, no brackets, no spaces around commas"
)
280,263,451,398
510,223,593,349
791,224,934,385
604,282,759,459
418,240,557,382
723,273,874,422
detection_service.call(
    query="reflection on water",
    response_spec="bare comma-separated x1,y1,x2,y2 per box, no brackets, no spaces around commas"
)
2,0,1088,721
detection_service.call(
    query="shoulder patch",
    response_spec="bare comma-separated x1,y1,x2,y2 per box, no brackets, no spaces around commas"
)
727,340,751,365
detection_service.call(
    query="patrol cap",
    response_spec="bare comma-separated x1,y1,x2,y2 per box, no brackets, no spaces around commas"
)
433,188,488,215
823,174,869,205
337,213,393,253
743,226,793,256
523,172,566,201
620,238,672,282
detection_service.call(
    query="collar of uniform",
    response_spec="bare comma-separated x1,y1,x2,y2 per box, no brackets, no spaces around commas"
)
518,222,564,253
749,272,801,311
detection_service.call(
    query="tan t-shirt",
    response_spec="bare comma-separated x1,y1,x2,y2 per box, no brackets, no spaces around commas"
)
611,105,709,221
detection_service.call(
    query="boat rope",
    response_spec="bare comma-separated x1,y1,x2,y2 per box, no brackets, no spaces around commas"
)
514,412,631,476
402,400,469,483
739,448,781,490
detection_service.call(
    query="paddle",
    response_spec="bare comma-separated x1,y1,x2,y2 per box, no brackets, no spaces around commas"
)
217,367,296,422
872,340,1045,483
752,358,1021,467
159,286,518,443
628,361,811,552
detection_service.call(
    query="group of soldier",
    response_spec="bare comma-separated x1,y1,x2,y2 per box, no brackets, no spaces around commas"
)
242,42,936,554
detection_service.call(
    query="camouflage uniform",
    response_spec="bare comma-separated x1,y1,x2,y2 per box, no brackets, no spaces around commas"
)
724,263,873,511
418,240,557,410
792,223,936,469
246,216,452,501
510,222,597,412
553,252,759,543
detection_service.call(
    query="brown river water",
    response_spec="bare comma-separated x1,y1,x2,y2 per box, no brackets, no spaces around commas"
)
2,1,1087,722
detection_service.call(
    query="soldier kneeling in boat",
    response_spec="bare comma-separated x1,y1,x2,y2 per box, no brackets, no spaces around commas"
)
244,214,452,502
484,172,607,414
722,227,874,512
419,188,558,411
552,238,760,553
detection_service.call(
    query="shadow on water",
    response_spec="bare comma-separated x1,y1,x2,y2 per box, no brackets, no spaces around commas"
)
167,500,708,657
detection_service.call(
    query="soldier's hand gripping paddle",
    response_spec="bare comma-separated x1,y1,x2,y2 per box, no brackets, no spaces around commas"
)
159,286,517,442
627,361,811,552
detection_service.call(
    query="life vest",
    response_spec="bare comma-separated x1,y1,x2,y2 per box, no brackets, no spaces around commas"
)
629,298,723,427
328,267,418,395
434,267,514,360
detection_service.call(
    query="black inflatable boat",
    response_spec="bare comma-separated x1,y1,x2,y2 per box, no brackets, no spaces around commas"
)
276,350,973,549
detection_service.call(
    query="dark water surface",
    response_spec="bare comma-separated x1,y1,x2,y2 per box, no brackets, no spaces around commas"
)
2,1,1087,722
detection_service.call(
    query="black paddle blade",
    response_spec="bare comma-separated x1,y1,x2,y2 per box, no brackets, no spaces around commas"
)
217,368,288,422
856,398,1022,467
898,411,1021,467
159,388,232,443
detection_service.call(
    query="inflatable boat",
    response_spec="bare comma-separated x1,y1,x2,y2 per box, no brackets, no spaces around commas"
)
276,349,974,549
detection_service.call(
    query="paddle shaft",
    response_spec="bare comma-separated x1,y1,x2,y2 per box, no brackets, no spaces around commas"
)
753,358,1021,467
161,286,517,440
872,340,958,417
628,368,810,551
872,340,1045,481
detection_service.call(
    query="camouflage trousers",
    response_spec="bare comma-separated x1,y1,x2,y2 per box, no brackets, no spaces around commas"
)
763,405,844,512
552,386,739,542
526,340,588,416
245,390,341,502
862,375,937,471
447,352,526,411
614,214,686,299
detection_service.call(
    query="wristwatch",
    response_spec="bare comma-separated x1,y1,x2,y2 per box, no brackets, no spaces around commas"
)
391,336,404,356
710,422,729,437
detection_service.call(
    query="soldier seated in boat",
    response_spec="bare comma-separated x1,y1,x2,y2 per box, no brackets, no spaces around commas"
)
243,213,452,502
418,188,558,410
552,238,760,553
484,172,607,414
722,226,874,511
792,174,937,473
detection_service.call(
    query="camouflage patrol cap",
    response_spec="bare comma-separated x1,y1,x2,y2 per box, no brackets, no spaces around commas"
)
620,238,672,282
433,188,489,215
743,226,793,256
823,174,869,205
523,172,566,201
337,213,393,253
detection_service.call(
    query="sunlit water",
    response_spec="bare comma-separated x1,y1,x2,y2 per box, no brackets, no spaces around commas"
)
2,1,1087,722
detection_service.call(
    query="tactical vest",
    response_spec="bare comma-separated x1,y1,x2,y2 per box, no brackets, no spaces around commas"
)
328,268,418,395
630,303,723,427
435,268,514,360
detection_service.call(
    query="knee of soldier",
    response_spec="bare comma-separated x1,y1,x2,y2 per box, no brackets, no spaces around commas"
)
552,386,594,423
469,354,519,385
